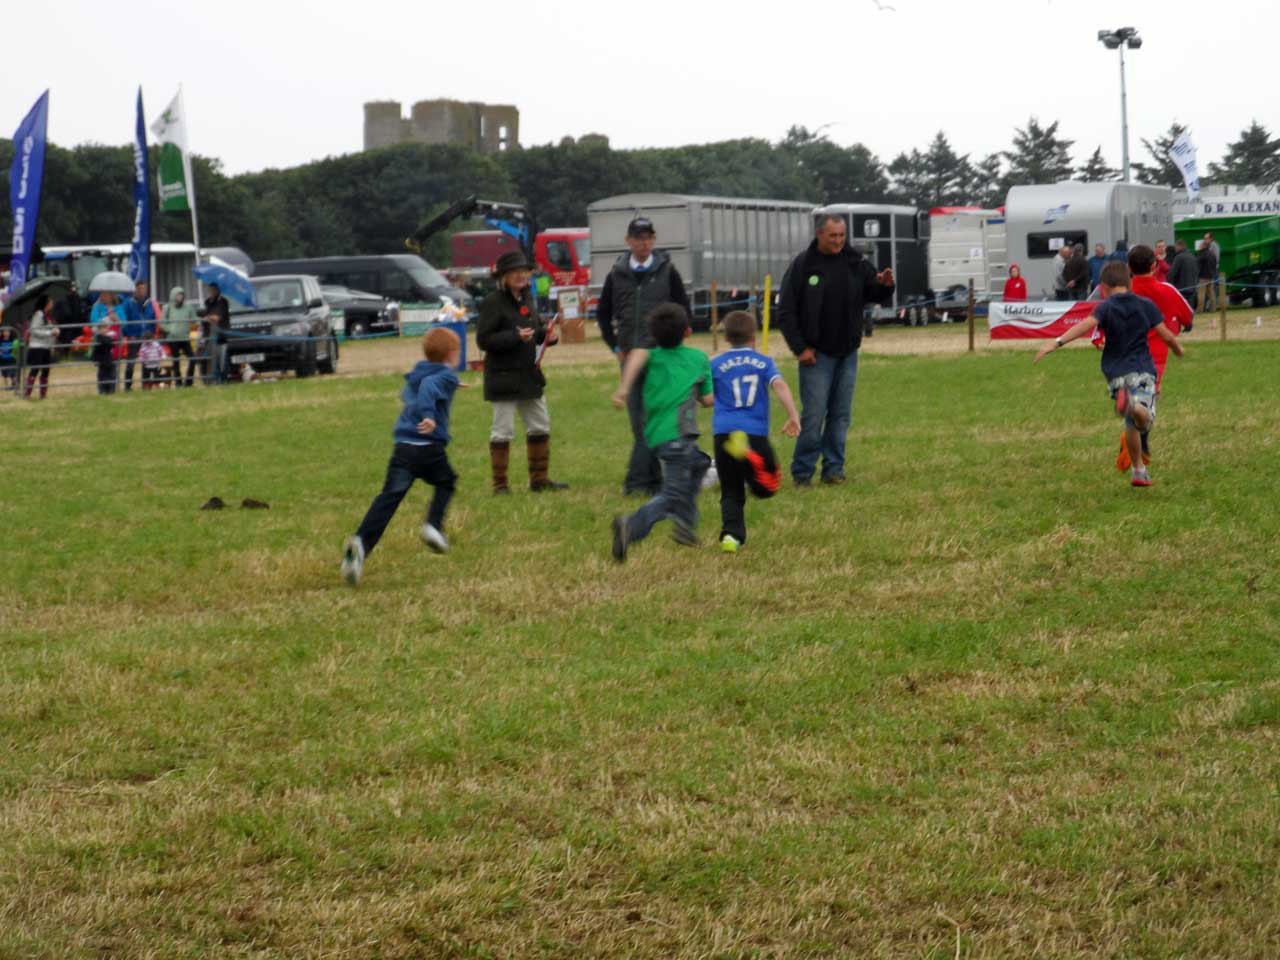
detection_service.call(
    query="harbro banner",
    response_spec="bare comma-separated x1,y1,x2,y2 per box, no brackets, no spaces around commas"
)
128,87,151,283
7,90,50,296
988,300,1093,340
151,88,194,212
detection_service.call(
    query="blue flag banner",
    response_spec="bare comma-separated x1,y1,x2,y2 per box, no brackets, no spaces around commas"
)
7,90,50,296
128,87,151,283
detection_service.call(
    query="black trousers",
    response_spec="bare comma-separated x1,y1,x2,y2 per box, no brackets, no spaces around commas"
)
122,340,141,390
355,442,457,555
167,339,194,386
713,432,780,544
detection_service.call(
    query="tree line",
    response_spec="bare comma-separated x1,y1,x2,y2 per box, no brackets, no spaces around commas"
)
2,118,1278,266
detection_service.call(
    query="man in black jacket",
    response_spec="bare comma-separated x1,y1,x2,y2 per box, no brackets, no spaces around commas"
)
778,214,894,486
1064,243,1091,300
1167,239,1199,304
596,217,692,495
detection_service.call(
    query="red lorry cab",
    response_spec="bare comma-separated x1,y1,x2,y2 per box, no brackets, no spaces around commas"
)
450,228,591,288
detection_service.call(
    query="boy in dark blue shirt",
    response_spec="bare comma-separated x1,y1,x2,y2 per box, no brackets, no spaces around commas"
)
342,327,463,585
710,311,801,551
1035,261,1185,487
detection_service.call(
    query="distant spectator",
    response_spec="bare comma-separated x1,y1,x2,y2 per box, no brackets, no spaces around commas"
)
121,280,159,392
1203,231,1221,262
1053,245,1072,300
1167,240,1199,304
1204,232,1223,305
1088,242,1108,289
200,282,231,384
90,310,122,395
1196,239,1219,313
51,282,83,346
24,294,58,400
1153,240,1171,284
1108,240,1129,264
162,286,198,387
138,329,168,391
1003,264,1027,301
1065,243,1091,300
0,326,17,389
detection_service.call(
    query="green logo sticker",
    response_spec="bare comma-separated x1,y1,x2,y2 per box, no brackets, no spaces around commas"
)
808,274,820,286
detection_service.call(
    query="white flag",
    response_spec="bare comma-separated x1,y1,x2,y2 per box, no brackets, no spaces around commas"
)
1168,133,1201,202
150,89,197,213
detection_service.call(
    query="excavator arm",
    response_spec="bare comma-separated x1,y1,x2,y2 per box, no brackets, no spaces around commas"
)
406,195,537,260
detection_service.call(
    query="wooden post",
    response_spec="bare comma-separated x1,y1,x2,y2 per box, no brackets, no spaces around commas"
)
710,281,719,353
966,278,976,353
762,274,773,353
1218,272,1228,342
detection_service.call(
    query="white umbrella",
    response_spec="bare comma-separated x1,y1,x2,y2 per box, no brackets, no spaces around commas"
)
88,271,136,295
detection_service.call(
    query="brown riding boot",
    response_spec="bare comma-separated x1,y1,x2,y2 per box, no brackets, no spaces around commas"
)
490,440,511,494
527,434,568,492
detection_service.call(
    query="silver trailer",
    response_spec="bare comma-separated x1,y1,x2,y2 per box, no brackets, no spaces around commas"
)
929,206,1003,300
1003,181,1173,299
813,203,930,318
587,193,816,308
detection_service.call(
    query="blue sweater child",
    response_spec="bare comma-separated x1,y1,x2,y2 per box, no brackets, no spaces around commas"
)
342,327,463,584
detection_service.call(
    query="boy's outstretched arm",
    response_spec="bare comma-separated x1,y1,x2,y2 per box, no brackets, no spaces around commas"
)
770,378,802,437
612,349,650,407
1153,321,1185,357
1034,315,1099,363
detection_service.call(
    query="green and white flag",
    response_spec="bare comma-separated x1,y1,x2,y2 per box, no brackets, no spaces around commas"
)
150,88,196,213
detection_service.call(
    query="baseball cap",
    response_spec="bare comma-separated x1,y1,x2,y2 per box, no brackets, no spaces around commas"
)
626,216,655,237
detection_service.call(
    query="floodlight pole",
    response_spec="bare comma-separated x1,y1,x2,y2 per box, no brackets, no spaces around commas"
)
1118,41,1131,183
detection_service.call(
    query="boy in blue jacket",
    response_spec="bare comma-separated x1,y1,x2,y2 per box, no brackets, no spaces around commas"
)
343,327,462,585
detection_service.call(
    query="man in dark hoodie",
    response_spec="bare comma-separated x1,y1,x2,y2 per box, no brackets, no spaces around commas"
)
778,214,894,486
596,216,692,495
341,326,462,586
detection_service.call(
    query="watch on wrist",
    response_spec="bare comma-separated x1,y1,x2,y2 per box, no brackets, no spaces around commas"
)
1054,337,1064,348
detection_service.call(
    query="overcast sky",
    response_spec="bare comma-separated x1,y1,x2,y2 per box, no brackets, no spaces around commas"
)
3,0,1274,181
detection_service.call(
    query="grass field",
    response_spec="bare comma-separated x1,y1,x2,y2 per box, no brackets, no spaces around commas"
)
2,326,1278,958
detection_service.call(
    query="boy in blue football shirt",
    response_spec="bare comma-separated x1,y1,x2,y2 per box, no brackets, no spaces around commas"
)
711,311,801,552
1035,261,1184,487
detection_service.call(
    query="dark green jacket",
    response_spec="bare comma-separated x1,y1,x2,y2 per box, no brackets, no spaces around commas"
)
476,287,546,402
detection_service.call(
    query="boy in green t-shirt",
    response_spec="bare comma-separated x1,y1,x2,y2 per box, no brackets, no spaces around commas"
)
609,304,714,561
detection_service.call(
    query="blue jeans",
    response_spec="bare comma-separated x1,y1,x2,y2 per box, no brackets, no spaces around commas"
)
792,350,859,482
624,439,711,544
624,364,663,494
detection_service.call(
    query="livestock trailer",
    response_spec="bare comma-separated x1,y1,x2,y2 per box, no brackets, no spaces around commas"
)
1003,181,1173,299
587,193,816,326
929,206,1003,300
813,203,930,319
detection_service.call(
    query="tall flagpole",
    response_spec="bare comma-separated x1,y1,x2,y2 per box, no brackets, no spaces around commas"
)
181,86,205,301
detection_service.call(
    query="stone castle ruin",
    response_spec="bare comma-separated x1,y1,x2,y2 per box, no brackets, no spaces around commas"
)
363,100,519,154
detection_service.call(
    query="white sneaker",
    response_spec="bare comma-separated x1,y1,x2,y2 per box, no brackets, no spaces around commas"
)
341,535,364,585
420,523,449,554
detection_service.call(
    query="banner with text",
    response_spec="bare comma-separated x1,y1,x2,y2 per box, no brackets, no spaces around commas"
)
989,300,1093,340
1168,133,1201,203
7,90,49,296
127,87,151,282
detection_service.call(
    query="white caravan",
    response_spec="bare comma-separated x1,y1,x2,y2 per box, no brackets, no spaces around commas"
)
1003,181,1173,299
